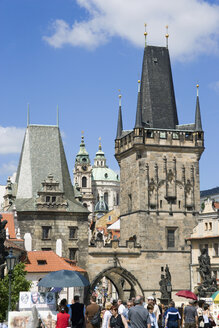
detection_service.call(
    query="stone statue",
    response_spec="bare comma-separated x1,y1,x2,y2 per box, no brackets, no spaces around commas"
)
197,248,217,297
159,265,172,302
198,248,211,282
0,215,8,278
159,274,169,299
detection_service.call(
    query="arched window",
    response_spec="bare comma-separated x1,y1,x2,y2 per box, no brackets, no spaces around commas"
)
82,176,87,188
104,192,108,205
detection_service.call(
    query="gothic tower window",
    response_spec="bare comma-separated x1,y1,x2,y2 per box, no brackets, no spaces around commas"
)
167,229,175,248
69,248,78,261
160,200,163,208
116,193,119,205
69,227,77,239
82,176,87,188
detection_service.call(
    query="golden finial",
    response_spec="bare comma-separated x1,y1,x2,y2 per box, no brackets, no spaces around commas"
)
99,137,102,150
138,80,141,92
118,89,122,106
196,83,199,97
165,25,169,48
144,23,148,48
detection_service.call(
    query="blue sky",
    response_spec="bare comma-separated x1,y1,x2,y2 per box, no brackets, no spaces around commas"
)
0,0,219,190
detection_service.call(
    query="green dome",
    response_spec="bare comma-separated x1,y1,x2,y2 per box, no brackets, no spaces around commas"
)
94,196,109,213
92,167,119,182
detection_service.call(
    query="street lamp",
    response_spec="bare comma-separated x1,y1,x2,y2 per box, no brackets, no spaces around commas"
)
6,249,16,313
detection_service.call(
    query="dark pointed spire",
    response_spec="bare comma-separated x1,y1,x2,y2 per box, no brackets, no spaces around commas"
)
139,45,178,129
116,92,123,139
135,80,143,128
195,84,202,131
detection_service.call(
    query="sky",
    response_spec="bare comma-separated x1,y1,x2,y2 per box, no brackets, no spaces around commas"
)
0,0,219,191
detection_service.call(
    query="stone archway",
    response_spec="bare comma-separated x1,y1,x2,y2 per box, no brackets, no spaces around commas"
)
88,266,144,302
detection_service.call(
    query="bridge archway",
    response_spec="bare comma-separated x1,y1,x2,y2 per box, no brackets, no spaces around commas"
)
88,266,144,302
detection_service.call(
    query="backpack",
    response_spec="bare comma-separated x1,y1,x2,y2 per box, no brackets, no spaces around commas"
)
91,307,101,327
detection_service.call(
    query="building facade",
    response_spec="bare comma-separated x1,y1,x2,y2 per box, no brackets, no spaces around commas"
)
188,199,219,292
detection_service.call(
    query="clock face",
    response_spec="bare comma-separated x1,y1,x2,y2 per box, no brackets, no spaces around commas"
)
82,165,87,171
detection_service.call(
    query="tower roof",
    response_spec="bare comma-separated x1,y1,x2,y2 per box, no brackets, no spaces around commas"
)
14,125,87,213
137,46,178,129
75,134,90,165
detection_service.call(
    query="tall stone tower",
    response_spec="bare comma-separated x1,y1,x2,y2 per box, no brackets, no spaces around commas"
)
115,45,204,286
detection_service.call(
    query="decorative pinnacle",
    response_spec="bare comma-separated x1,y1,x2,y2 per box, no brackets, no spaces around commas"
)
165,25,169,48
99,136,102,150
138,80,141,92
196,83,199,97
144,23,148,48
118,89,122,107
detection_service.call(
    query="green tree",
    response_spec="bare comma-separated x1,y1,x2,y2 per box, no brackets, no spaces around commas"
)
0,262,31,322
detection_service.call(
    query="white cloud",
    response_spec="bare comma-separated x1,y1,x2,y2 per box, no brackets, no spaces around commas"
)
0,161,17,177
0,126,25,154
43,0,219,60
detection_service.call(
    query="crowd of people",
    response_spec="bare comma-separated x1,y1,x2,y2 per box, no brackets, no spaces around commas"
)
56,295,216,328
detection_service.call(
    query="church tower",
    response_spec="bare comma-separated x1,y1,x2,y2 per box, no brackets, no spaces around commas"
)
74,133,94,216
115,43,204,288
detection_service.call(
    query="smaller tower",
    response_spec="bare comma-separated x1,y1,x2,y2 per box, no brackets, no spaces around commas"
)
93,138,107,168
73,133,94,216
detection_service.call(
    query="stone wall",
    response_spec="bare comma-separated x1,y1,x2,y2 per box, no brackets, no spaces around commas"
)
17,211,88,270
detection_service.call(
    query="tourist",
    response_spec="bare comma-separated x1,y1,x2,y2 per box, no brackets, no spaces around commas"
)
71,295,85,328
85,296,100,328
147,304,158,328
59,298,69,314
146,297,160,322
164,301,181,328
183,300,198,328
118,300,126,315
108,305,128,328
203,304,213,328
56,307,71,328
126,300,134,328
128,295,151,328
102,302,112,328
197,301,205,328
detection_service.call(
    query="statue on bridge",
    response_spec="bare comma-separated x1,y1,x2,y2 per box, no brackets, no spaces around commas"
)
159,265,172,304
197,248,217,297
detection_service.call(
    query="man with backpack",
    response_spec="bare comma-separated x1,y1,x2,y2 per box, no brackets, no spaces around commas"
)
85,296,101,328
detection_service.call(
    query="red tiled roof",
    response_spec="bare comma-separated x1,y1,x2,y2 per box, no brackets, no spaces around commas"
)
25,251,86,273
5,239,26,251
0,212,16,239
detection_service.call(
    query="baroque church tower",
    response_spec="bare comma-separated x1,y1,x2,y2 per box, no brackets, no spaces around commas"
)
115,43,204,277
73,133,94,217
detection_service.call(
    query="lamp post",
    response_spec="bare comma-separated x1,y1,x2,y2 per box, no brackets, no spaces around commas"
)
6,249,16,314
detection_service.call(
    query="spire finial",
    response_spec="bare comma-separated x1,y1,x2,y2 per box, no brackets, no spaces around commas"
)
144,23,148,48
57,104,59,126
99,137,102,150
138,80,141,93
81,130,84,143
118,89,122,107
196,83,199,97
27,103,30,126
165,25,169,48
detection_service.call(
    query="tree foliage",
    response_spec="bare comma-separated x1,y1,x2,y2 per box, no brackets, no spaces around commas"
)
0,262,31,322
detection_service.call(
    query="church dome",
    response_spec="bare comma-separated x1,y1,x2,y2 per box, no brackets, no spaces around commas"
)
94,196,109,213
92,167,119,182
